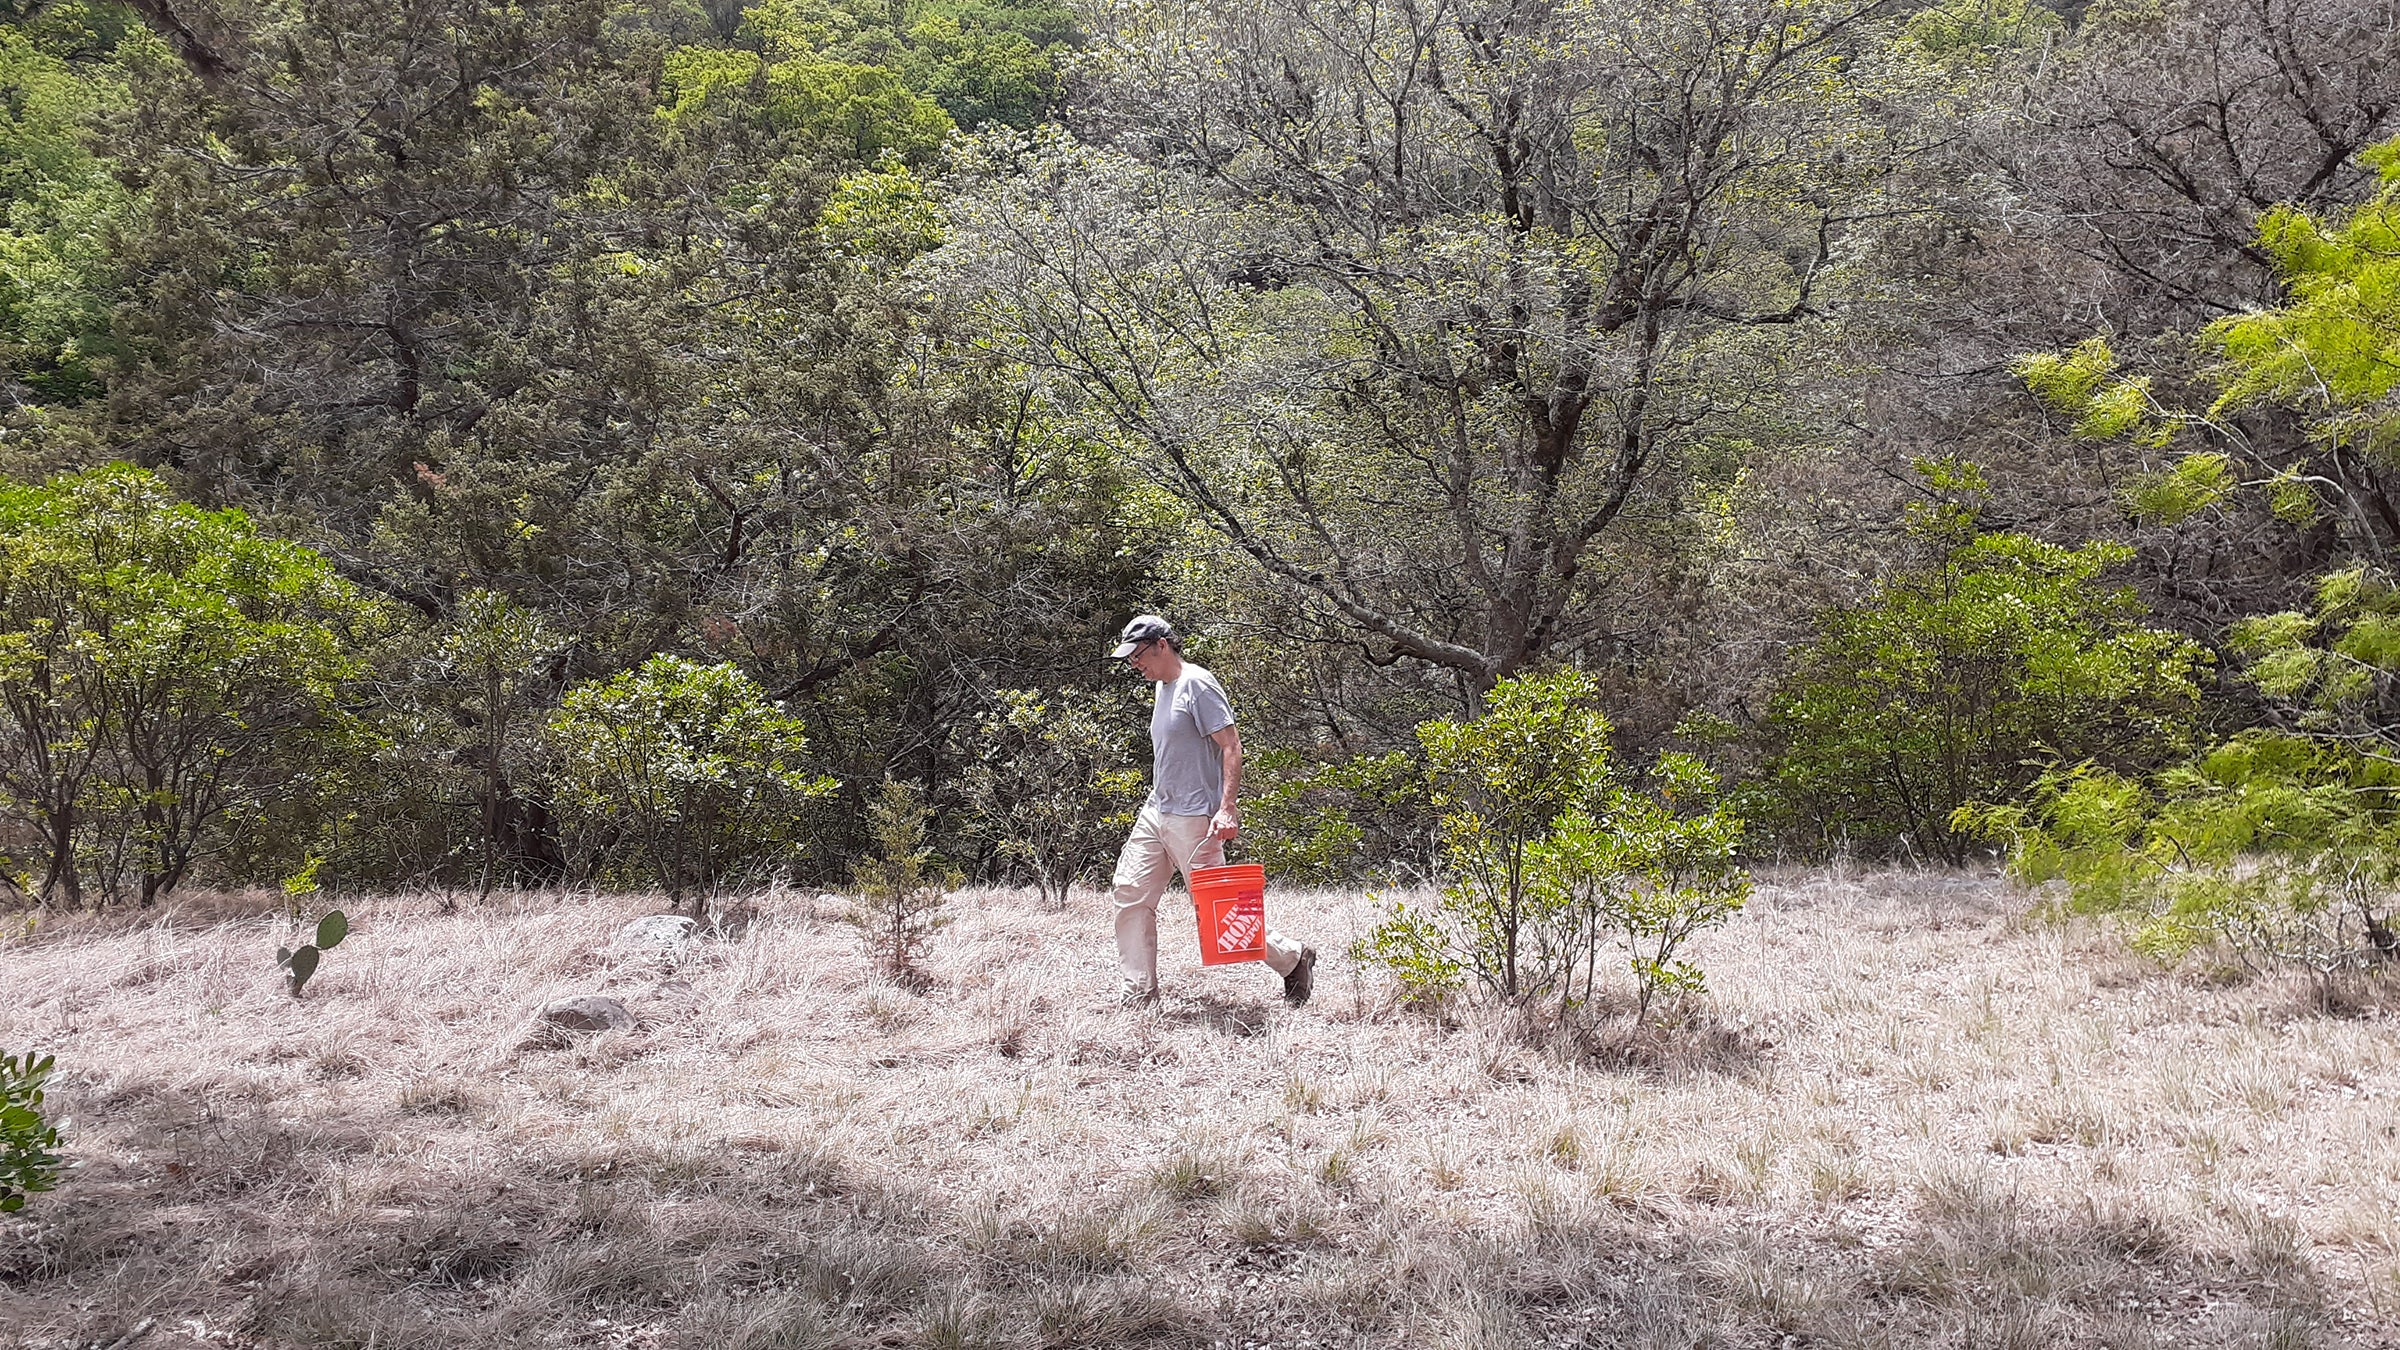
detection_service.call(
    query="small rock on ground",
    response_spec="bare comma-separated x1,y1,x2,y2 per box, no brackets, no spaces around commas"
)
613,914,698,950
518,994,636,1049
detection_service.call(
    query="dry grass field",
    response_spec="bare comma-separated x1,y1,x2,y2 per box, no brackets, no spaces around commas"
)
2,868,2396,1349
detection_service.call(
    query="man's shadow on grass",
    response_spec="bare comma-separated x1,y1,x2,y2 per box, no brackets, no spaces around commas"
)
1164,990,1271,1038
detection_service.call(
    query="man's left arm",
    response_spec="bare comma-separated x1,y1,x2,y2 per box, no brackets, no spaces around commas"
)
1208,724,1242,840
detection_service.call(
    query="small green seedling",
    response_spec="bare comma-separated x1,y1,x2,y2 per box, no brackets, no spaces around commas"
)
276,910,349,998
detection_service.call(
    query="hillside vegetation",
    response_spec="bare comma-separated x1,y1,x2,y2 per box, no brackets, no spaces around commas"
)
7,1,2400,1342
0,0,2397,926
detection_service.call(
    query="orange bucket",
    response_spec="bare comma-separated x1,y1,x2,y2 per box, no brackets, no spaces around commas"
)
1189,863,1268,965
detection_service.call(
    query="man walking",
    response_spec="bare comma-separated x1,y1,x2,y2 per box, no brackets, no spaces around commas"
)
1109,615,1315,1007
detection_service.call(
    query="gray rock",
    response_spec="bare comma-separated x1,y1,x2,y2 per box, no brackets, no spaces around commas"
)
535,995,634,1035
614,914,698,951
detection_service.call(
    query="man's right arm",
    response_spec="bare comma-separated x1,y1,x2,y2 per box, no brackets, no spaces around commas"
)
1208,724,1242,840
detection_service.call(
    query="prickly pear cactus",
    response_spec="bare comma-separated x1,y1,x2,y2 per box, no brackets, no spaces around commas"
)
276,910,349,997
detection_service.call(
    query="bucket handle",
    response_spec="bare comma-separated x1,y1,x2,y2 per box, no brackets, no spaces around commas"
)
1181,827,1226,878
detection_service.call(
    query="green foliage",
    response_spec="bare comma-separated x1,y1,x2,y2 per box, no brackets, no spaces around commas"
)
0,1047,60,1214
2018,137,2400,527
850,776,958,977
1353,671,1750,1023
274,909,351,999
1974,136,2400,977
547,656,835,910
1241,748,1422,886
2230,568,2400,733
959,686,1143,906
1901,0,2063,64
2125,452,2236,525
2208,180,2400,450
1965,740,2400,976
1508,756,1750,1024
1765,528,2208,863
438,591,566,898
2014,337,2177,454
661,42,955,164
1972,134,2400,975
893,9,1059,131
661,0,1073,168
1579,755,1752,1021
1412,669,1615,1000
1347,892,1464,998
0,16,140,407
784,0,1071,129
9,0,2380,904
1965,568,2400,974
53,0,1136,881
0,465,374,907
938,0,1904,697
822,160,948,261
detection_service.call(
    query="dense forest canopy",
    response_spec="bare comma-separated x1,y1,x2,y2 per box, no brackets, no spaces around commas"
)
1,0,2397,928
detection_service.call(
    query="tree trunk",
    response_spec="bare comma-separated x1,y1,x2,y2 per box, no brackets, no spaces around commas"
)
41,805,80,909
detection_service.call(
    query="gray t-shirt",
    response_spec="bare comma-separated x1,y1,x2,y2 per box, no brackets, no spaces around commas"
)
1148,663,1235,816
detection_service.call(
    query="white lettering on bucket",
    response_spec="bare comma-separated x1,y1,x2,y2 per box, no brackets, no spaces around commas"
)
1218,906,1262,953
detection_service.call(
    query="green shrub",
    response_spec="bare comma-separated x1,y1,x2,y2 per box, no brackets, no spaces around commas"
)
1965,569,2400,977
1242,747,1425,886
438,590,566,898
0,465,373,907
1409,669,1615,1000
1,1049,61,1213
1986,150,2400,979
1537,755,1752,1021
959,687,1143,905
548,656,835,914
1765,528,2207,863
850,777,958,978
1966,742,2400,977
1351,670,1751,1023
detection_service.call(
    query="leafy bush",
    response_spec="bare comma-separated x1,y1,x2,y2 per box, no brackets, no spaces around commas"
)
1966,743,2400,977
851,778,958,979
300,594,573,895
548,656,835,913
1985,149,2400,979
959,687,1143,905
1966,568,2400,977
1,1049,61,1214
438,590,567,898
2017,138,2400,529
1537,755,1752,1021
1352,670,1752,1024
1409,669,1616,1000
1765,526,2207,863
1242,747,1426,886
0,465,374,907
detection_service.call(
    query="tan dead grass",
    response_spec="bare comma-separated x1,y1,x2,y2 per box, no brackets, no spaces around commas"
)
0,868,2396,1348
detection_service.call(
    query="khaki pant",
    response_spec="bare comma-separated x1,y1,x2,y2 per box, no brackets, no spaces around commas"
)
1112,806,1302,997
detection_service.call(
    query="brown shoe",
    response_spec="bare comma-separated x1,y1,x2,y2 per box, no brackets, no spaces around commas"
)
1282,946,1317,1006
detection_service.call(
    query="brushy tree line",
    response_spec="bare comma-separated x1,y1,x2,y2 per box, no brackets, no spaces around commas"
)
0,0,2397,986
